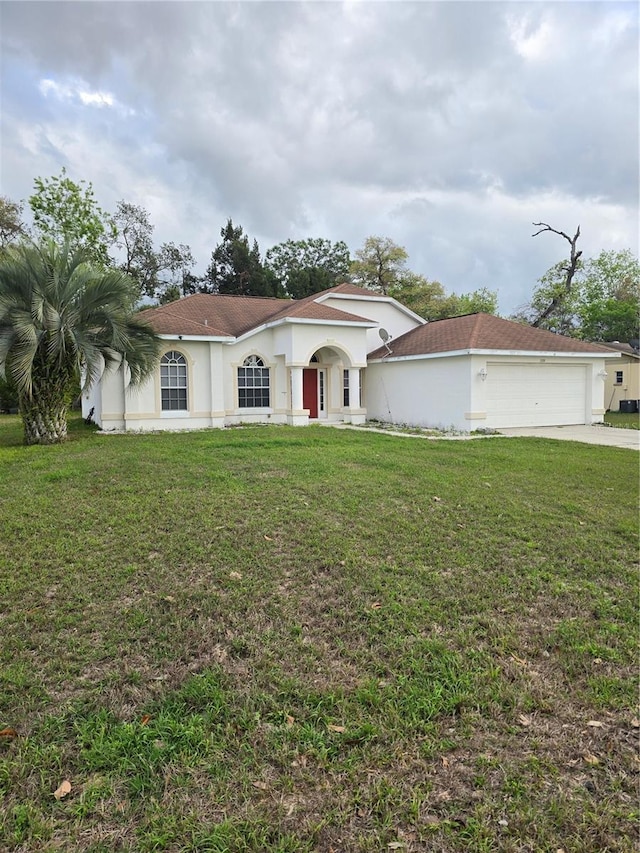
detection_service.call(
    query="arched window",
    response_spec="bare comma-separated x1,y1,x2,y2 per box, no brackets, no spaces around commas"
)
160,351,187,410
238,355,270,408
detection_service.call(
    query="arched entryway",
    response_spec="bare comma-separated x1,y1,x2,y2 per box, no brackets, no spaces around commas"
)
303,353,327,419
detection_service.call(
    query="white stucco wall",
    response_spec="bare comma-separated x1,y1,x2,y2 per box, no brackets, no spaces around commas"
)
367,353,608,431
366,355,472,431
320,295,423,353
92,320,372,431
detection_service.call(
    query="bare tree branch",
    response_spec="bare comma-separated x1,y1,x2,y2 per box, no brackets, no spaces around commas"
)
531,222,582,328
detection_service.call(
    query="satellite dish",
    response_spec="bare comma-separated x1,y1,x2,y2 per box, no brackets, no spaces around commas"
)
379,328,390,342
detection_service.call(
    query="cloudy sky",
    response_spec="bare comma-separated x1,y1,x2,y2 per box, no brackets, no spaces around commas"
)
1,1,638,313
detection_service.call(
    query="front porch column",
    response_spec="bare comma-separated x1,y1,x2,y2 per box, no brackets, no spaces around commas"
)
348,368,361,409
288,366,308,426
347,367,366,425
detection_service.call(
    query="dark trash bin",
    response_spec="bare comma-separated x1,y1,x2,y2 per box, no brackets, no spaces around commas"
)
619,400,638,413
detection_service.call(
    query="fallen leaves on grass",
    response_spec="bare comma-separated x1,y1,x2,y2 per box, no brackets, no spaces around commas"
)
229,571,243,580
140,714,151,726
371,602,382,610
587,720,604,728
0,727,17,740
53,780,71,800
584,753,600,766
518,714,533,727
251,780,269,790
328,724,346,733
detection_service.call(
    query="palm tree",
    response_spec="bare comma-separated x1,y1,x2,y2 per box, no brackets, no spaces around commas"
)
0,240,160,444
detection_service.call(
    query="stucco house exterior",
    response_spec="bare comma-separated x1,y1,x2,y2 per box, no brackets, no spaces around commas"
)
83,283,614,432
599,342,640,412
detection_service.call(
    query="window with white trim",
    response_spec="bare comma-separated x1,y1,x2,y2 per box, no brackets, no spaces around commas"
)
343,369,349,407
615,370,624,385
238,355,270,408
160,351,187,410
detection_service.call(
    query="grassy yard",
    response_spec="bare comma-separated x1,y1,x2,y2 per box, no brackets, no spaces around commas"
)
0,415,637,852
605,411,640,430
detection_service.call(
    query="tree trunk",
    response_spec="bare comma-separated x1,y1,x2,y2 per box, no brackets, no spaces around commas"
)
19,381,69,445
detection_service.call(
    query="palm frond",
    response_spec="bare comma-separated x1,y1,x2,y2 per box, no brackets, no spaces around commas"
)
0,239,160,401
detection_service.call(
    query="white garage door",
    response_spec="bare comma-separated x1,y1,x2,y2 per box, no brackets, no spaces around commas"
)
485,363,587,428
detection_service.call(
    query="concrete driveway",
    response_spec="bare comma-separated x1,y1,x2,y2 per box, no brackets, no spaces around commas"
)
498,425,640,450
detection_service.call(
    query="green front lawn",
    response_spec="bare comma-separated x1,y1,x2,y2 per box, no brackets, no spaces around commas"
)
0,415,637,852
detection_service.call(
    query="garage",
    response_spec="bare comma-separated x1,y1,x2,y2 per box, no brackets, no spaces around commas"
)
484,362,588,428
366,313,612,431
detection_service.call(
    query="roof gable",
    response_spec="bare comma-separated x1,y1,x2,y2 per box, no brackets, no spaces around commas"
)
138,287,375,338
368,313,614,359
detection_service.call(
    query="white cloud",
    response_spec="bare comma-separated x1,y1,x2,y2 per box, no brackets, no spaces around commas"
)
38,77,128,112
508,12,556,62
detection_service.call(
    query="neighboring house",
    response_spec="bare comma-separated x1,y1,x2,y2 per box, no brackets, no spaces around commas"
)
599,342,640,412
83,283,614,432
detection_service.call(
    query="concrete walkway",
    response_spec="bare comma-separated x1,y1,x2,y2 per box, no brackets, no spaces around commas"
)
497,425,640,450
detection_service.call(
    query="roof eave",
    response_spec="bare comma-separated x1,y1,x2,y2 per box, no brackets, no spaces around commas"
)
368,348,616,363
276,316,377,328
158,333,235,342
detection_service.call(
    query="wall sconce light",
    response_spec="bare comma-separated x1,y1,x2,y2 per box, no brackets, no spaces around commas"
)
598,368,607,378
479,367,488,381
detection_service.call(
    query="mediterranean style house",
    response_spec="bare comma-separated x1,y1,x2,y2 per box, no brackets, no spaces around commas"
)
83,283,615,432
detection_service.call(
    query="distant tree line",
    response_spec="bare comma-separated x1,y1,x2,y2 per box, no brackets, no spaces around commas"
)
2,171,638,343
0,170,498,317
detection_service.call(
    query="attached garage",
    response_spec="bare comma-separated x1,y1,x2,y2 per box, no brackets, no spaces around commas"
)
366,313,614,432
484,362,587,428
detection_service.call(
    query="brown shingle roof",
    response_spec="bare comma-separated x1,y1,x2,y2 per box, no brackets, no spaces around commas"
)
327,282,389,298
137,289,373,338
368,313,613,359
599,342,640,358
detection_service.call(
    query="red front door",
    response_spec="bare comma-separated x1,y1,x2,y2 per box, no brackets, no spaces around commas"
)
303,369,318,418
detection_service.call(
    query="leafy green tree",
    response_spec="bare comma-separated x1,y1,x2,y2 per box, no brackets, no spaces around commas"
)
513,259,583,334
518,248,639,340
0,241,159,444
265,238,351,299
112,201,158,294
388,273,448,318
529,223,583,329
350,236,409,294
449,287,499,317
389,274,498,320
204,220,278,297
29,169,116,265
578,249,639,341
112,202,196,300
156,242,197,300
0,196,27,251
